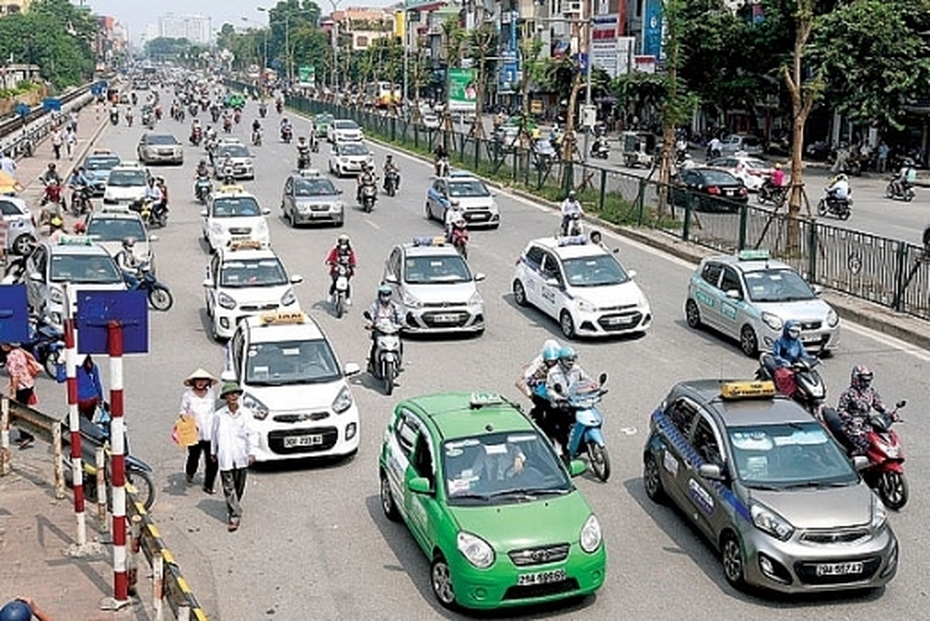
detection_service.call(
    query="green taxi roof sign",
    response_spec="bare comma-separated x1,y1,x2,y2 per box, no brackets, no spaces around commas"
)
469,392,504,409
737,249,771,261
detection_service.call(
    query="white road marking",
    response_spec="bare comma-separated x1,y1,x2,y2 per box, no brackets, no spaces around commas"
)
366,219,381,230
842,321,930,361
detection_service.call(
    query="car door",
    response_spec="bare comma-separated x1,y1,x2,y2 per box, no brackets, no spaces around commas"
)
692,261,724,331
204,254,220,315
405,429,444,554
685,413,729,540
383,409,419,524
282,177,294,218
537,252,564,320
518,245,547,307
384,247,404,299
657,397,699,508
716,266,746,340
429,179,448,220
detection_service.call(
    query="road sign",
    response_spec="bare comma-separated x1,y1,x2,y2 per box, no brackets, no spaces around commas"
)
14,103,30,117
76,290,149,354
42,98,61,112
0,284,29,344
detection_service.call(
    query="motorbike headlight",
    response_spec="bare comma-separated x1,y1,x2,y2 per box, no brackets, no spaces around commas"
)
280,288,296,306
402,290,422,308
871,494,888,529
751,502,794,541
49,287,64,305
761,311,783,331
332,385,353,414
242,392,270,420
576,297,597,313
457,531,495,569
467,291,483,306
580,514,602,553
826,308,839,328
218,292,237,310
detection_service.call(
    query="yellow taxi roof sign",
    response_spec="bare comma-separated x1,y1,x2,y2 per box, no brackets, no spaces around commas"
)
219,184,245,193
259,311,306,326
227,239,265,251
720,380,776,400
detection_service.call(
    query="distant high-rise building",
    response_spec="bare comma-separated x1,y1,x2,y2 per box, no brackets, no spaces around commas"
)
158,13,212,45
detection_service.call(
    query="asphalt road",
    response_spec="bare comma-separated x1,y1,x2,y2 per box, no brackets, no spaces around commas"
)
81,91,930,621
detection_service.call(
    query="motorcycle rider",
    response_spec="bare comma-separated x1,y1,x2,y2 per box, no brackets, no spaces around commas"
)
190,118,202,144
383,154,400,191
449,216,468,252
194,160,211,199
251,118,262,145
826,173,851,204
258,100,268,117
357,164,377,203
115,237,142,289
280,117,293,141
515,340,562,437
560,190,584,236
296,137,311,169
325,234,357,306
221,110,232,133
365,285,404,372
835,365,893,455
308,123,319,151
890,158,917,197
546,346,594,455
124,106,133,126
433,143,449,176
769,319,816,398
68,166,92,213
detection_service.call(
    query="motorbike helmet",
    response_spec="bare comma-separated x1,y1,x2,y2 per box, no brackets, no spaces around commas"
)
784,319,801,340
541,341,561,364
557,346,577,371
774,163,782,170
73,221,86,234
835,173,848,182
122,237,137,249
378,285,392,301
337,234,350,247
568,190,576,199
850,364,873,390
0,600,33,621
50,216,63,228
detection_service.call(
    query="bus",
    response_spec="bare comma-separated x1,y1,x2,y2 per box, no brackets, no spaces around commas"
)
366,81,401,108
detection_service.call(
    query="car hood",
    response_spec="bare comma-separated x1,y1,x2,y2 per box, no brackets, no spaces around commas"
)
568,280,646,309
222,156,251,164
296,196,342,206
244,380,346,412
209,216,266,229
753,299,833,322
449,491,591,546
404,281,478,303
146,144,181,151
450,196,494,209
105,186,147,200
748,483,872,529
223,283,292,305
97,240,152,261
336,152,369,160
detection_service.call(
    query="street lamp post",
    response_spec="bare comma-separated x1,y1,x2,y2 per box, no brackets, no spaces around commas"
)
257,6,291,83
582,0,595,162
240,17,268,74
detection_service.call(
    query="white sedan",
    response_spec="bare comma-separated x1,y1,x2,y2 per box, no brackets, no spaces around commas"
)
706,156,774,192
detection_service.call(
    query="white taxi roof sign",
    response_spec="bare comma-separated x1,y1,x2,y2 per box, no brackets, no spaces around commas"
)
720,380,776,400
412,236,446,247
737,249,771,261
227,239,265,251
58,235,93,246
469,392,504,409
259,311,306,326
297,168,322,177
100,205,132,214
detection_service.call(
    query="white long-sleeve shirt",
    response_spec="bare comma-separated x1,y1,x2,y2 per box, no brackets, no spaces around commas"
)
180,388,217,442
211,405,258,471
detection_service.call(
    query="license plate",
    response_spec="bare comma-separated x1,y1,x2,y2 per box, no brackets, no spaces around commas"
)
815,562,863,577
469,213,490,220
432,313,458,323
283,434,323,448
801,334,821,343
310,211,330,217
517,569,566,586
604,316,631,325
725,189,735,196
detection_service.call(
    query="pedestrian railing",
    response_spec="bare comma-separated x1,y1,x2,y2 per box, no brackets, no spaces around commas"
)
0,83,96,161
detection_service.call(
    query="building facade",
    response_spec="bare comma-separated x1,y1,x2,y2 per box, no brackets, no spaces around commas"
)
159,13,213,45
0,0,30,17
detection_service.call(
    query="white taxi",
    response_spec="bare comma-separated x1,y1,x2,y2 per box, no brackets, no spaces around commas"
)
203,241,303,340
512,236,652,339
224,311,361,463
200,184,271,252
103,162,150,205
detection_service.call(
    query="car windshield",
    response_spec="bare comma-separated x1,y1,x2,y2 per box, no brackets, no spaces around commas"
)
744,268,816,303
145,135,178,145
404,255,471,284
744,159,768,169
335,120,358,130
294,178,338,197
442,431,572,505
728,422,858,488
245,339,340,385
212,196,261,218
339,143,368,156
219,145,249,158
86,218,146,241
700,170,740,185
85,156,120,171
107,170,147,187
220,258,287,287
448,180,490,198
50,254,122,284
562,255,629,287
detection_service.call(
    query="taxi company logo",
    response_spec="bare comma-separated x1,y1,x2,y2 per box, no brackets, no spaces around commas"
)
531,549,551,562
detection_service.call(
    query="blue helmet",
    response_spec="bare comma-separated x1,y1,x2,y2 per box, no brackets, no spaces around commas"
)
558,346,576,370
542,340,561,362
0,600,33,621
783,319,801,339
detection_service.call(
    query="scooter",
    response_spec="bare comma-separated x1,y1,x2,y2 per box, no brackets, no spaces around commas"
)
817,190,852,220
561,212,583,237
297,149,310,170
383,170,400,197
435,156,450,177
0,314,65,378
131,197,168,229
195,176,212,203
552,374,610,482
363,311,402,396
360,182,377,213
885,179,915,202
123,261,173,311
281,126,293,144
109,110,119,126
331,263,351,319
757,179,788,206
251,128,262,147
823,400,908,510
70,185,92,216
590,137,609,159
258,103,267,118
450,224,468,260
755,354,826,419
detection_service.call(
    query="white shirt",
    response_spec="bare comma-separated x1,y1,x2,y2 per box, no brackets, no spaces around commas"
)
180,387,217,442
561,199,583,217
211,405,258,471
829,179,850,200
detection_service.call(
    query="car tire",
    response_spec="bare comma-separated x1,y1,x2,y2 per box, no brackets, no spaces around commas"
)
430,554,457,610
379,470,401,522
512,279,528,307
560,310,576,339
425,202,432,221
739,325,758,357
12,233,34,256
643,453,667,503
685,299,702,329
720,532,746,589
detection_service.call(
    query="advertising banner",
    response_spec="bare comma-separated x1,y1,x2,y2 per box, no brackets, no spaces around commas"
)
642,0,663,60
298,66,315,87
448,68,478,111
591,14,620,78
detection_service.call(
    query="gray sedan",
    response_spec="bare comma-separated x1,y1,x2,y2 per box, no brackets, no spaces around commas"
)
136,133,183,165
280,171,345,227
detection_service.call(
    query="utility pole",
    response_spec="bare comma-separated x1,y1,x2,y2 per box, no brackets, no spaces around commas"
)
402,7,409,111
581,0,594,162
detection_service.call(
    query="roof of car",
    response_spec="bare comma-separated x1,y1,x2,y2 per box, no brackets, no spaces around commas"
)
399,238,461,257
109,162,146,171
667,379,813,428
45,238,112,256
241,312,325,343
702,250,791,274
218,242,278,262
399,392,532,440
529,236,610,260
213,185,254,198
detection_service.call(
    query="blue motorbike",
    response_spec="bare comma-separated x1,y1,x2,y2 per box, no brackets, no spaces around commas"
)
123,262,174,312
554,374,611,482
0,314,65,378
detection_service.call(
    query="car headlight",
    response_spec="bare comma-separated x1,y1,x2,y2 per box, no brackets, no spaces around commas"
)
580,514,602,553
402,290,422,308
242,392,270,420
576,297,597,313
871,494,887,529
761,311,783,331
490,200,498,212
217,292,236,310
281,288,296,306
826,308,839,328
751,502,794,541
49,287,64,304
332,385,353,414
335,201,344,211
467,291,483,306
457,531,495,569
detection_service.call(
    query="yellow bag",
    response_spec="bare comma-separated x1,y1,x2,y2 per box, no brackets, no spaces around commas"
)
171,416,198,448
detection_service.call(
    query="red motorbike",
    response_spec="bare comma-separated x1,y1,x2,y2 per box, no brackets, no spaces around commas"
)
190,126,203,146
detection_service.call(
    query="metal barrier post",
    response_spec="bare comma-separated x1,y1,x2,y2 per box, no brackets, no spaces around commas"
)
1,396,9,476
53,419,64,498
128,514,142,596
179,606,191,621
153,551,164,621
64,294,87,549
738,205,747,251
95,446,107,532
598,168,607,213
105,320,130,609
637,178,647,226
683,192,693,242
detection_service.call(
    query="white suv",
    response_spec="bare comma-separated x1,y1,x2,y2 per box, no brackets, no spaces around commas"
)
512,236,652,339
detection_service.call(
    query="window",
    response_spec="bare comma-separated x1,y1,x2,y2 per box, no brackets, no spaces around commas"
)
413,433,434,484
700,262,723,288
692,415,723,468
720,267,742,296
394,412,419,458
523,246,545,270
666,399,697,436
0,200,23,216
540,253,561,283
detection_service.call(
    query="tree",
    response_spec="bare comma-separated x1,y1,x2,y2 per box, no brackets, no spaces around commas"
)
0,6,95,89
466,24,495,139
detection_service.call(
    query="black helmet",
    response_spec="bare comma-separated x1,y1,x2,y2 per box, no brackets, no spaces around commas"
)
850,364,873,390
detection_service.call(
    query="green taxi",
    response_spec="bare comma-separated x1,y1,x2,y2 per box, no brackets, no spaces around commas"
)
379,392,606,610
224,93,246,110
314,113,334,136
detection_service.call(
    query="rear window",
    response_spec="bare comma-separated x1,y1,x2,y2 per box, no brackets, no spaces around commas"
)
701,170,740,185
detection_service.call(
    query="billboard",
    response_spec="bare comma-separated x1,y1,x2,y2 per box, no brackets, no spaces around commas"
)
448,68,477,112
297,66,315,87
642,0,664,60
591,14,620,78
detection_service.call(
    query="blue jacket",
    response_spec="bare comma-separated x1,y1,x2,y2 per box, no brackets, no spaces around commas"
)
77,364,104,402
772,320,814,367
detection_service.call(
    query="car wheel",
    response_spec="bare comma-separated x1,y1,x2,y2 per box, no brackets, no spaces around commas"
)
379,470,400,522
430,554,457,609
559,310,576,339
720,532,746,589
512,279,528,307
425,202,432,221
643,453,667,503
12,233,34,256
739,325,758,357
685,299,702,329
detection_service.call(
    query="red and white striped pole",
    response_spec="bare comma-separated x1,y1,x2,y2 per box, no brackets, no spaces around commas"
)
108,319,129,605
64,293,87,547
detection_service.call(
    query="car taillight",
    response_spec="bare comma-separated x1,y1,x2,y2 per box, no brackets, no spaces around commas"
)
707,186,720,195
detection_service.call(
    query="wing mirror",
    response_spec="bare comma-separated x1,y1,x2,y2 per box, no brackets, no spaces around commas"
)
383,274,399,284
202,278,214,288
568,459,586,477
343,362,360,376
697,463,726,481
408,476,433,495
474,273,486,283
363,310,372,321
725,289,741,300
290,274,304,284
199,209,208,218
598,372,608,385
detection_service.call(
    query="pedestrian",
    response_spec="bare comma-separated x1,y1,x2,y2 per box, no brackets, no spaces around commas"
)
76,354,104,421
0,596,53,621
0,150,16,176
50,129,63,160
180,368,219,494
68,110,78,133
1,342,38,449
211,382,257,532
64,127,76,160
877,142,889,174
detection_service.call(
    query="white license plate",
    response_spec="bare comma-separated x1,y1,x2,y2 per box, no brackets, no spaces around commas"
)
604,316,631,325
283,434,323,448
517,569,566,586
801,334,821,343
815,561,863,577
432,314,459,323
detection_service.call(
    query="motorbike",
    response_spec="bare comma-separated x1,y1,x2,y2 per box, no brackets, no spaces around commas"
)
195,176,212,204
233,110,242,125
364,311,402,396
130,93,138,106
823,400,908,510
275,100,283,114
331,263,351,319
258,104,267,118
297,149,310,170
383,170,400,197
590,137,609,159
60,405,156,512
0,314,65,378
552,374,611,482
310,135,320,154
360,182,377,213
561,212,583,237
252,128,262,147
177,107,185,123
757,179,788,206
885,179,915,202
154,106,162,121
281,126,293,144
125,112,133,127
817,191,852,220
222,118,232,134
435,156,450,177
190,127,203,146
211,107,221,123
754,354,826,419
142,112,154,129
109,110,119,126
131,197,168,229
70,185,92,216
188,104,199,118
451,225,468,260
123,261,173,311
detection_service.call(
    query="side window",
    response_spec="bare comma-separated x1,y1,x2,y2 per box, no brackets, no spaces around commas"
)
681,170,696,184
523,246,545,270
394,412,419,458
229,330,244,379
700,262,723,288
284,178,293,195
541,253,561,283
390,249,403,279
720,267,742,296
412,432,435,485
33,247,48,277
209,255,220,282
666,399,697,436
692,415,724,468
0,200,19,216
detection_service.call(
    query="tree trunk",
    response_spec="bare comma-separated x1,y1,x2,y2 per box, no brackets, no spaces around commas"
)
562,71,583,191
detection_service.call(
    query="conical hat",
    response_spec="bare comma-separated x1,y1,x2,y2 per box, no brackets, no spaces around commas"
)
184,368,217,386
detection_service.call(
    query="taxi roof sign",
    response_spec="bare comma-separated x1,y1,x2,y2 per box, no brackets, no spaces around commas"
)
100,205,132,214
737,249,771,261
469,392,504,409
720,380,777,400
218,184,245,193
227,239,266,251
557,235,588,247
259,311,306,326
412,236,447,247
58,235,93,246
297,168,323,177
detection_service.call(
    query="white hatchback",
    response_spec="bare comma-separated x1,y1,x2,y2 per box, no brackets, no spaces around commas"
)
200,185,271,252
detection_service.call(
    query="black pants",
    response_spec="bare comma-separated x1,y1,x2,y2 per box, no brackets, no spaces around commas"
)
186,440,218,490
15,388,35,443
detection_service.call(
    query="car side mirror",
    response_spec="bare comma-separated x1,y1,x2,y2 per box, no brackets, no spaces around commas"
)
199,209,208,217
261,208,271,215
149,235,159,242
698,463,726,481
568,459,586,477
202,278,214,288
383,274,398,284
408,476,433,495
627,269,637,279
337,189,343,195
545,277,560,287
29,272,43,283
852,455,869,471
812,284,823,296
290,274,304,284
474,273,486,283
343,362,360,376
896,400,907,409
363,310,372,321
725,289,741,300
598,372,608,385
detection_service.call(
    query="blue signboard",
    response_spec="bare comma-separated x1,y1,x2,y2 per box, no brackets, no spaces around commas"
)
14,103,30,117
42,98,61,112
0,284,30,344
75,290,149,355
642,0,664,59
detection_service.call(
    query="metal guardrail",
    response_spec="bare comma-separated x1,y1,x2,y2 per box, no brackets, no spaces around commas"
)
0,83,95,160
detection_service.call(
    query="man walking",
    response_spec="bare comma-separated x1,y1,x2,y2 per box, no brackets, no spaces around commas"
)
0,150,16,176
211,382,257,532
